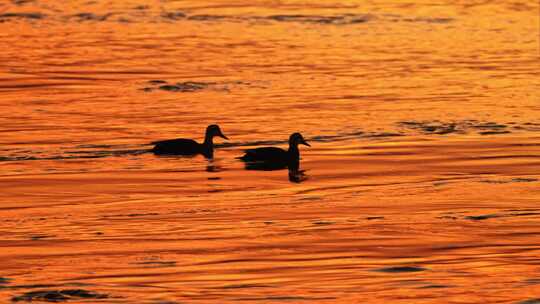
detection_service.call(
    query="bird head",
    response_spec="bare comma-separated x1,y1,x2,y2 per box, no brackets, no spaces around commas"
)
207,124,229,140
289,132,310,147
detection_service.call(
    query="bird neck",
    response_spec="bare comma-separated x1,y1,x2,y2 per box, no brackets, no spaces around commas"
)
202,133,215,158
203,133,214,147
288,142,299,157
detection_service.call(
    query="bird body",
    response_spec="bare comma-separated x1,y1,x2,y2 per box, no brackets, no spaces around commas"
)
240,147,289,162
152,138,203,155
152,124,228,158
239,133,309,170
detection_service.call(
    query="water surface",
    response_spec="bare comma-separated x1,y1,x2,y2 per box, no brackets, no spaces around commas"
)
0,0,539,303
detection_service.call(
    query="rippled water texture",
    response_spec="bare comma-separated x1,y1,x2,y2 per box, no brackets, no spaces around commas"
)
0,0,539,303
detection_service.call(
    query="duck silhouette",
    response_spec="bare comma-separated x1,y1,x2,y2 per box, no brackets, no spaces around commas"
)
151,124,228,158
239,132,310,170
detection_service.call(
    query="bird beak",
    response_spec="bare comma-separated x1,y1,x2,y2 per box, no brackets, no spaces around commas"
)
301,139,310,147
219,131,229,140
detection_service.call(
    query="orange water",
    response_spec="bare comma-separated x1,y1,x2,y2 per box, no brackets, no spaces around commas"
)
0,0,539,303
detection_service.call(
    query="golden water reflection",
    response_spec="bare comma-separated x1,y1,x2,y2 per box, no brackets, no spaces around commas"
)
0,0,539,303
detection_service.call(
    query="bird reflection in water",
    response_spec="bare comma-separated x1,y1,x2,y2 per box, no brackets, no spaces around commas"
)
206,161,223,173
243,160,308,183
288,167,308,183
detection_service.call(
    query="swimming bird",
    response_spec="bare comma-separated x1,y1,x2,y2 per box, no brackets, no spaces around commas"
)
239,132,310,170
151,124,228,158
